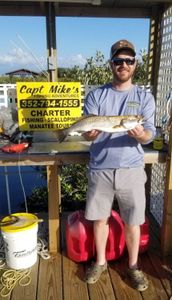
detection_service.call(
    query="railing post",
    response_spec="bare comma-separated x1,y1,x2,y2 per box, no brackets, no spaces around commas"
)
47,165,61,253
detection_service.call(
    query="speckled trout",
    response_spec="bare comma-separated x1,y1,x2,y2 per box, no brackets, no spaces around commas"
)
55,115,143,143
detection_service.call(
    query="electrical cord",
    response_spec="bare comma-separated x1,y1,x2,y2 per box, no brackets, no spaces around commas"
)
17,151,28,213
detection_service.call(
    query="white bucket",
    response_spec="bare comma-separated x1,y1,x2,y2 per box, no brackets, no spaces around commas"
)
1,213,38,270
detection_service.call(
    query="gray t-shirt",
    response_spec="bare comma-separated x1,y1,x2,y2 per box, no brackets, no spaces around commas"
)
84,83,156,170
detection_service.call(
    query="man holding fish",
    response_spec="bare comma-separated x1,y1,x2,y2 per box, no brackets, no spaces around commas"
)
83,39,156,291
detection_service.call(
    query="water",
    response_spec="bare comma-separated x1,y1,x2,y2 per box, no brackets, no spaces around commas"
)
0,166,47,216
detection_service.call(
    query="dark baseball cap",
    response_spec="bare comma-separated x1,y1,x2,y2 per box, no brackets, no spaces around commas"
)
110,39,136,60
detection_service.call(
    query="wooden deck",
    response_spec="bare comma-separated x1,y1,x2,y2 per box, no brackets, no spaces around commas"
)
0,212,172,300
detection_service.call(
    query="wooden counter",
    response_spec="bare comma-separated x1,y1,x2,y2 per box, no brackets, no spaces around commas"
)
0,140,167,166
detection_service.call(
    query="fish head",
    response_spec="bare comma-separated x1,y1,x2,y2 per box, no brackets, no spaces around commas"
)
137,115,144,124
122,115,144,130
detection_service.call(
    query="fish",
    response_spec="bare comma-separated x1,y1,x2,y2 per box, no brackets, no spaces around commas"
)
55,115,143,143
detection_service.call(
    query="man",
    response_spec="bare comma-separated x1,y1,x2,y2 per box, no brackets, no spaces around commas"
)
83,39,156,291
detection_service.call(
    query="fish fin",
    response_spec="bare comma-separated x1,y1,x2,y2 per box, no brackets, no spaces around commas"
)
112,125,122,129
54,130,67,143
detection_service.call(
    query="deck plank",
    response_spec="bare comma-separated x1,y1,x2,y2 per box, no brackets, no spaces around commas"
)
109,257,142,300
148,223,172,298
139,253,169,300
37,254,62,300
87,264,116,300
148,251,172,298
139,214,170,299
11,260,38,300
0,211,171,300
62,253,89,300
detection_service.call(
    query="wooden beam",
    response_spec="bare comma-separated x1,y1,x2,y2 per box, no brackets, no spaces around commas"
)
55,6,151,18
0,2,45,16
0,3,151,18
0,0,170,2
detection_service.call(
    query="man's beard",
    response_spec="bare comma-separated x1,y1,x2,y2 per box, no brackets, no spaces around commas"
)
113,67,134,83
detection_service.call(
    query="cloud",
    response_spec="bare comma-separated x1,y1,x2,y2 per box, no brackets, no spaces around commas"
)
0,47,87,74
0,47,47,74
58,54,86,68
0,48,32,65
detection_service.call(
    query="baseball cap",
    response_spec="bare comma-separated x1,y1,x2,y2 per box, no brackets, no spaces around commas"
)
110,39,136,60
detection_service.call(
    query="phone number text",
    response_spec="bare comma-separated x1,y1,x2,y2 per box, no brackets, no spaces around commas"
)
19,99,80,108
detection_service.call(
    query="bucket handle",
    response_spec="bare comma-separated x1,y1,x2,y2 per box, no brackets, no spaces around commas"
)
0,215,19,227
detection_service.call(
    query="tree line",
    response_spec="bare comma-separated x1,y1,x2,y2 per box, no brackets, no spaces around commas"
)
0,49,148,86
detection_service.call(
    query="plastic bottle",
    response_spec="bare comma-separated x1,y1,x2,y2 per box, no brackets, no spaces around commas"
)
153,126,164,150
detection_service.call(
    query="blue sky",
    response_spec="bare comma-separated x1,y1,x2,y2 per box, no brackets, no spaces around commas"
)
0,16,150,75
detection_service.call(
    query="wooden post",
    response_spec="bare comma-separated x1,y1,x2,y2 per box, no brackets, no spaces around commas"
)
46,2,57,82
161,127,172,256
47,165,61,253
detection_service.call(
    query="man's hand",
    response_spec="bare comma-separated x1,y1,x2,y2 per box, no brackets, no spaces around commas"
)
82,130,101,141
128,124,145,138
128,124,153,144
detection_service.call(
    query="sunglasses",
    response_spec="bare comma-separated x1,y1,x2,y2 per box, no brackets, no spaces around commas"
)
111,58,136,66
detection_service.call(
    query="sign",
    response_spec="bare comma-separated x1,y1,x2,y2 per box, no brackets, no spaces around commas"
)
17,82,82,131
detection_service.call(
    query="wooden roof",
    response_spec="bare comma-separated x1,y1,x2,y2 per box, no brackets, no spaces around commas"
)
0,0,171,18
6,68,40,76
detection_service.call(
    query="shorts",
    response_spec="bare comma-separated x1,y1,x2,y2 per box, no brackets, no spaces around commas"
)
85,166,147,225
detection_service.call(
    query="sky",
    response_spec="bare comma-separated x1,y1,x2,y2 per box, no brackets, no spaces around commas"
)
0,16,150,75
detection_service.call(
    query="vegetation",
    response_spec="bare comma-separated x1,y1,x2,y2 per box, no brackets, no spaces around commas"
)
0,49,148,86
58,50,148,86
134,49,149,86
0,75,47,84
25,164,87,213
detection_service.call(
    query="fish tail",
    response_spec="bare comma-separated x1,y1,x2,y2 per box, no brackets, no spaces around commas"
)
55,129,67,143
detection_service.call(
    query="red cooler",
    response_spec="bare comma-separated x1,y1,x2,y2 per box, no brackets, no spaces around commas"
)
139,217,149,253
120,217,150,254
66,210,125,262
106,210,125,260
66,210,94,262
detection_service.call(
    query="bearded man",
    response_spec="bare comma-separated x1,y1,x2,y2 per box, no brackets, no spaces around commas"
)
83,39,155,291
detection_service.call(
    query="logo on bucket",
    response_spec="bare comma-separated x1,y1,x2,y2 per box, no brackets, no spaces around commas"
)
13,246,37,258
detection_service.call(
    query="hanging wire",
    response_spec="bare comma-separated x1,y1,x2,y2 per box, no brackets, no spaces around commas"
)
17,152,28,213
16,34,49,79
4,166,11,215
17,165,28,212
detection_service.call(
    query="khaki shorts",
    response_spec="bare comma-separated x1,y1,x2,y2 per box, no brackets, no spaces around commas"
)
85,167,147,225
